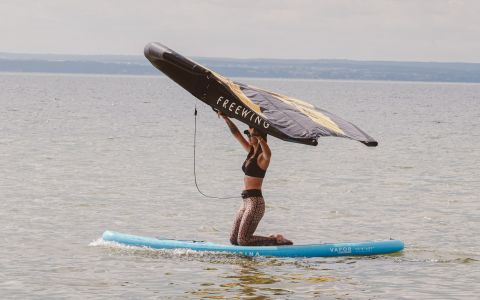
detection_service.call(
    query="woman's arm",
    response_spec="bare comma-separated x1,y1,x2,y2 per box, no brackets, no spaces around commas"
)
256,136,271,168
218,113,250,151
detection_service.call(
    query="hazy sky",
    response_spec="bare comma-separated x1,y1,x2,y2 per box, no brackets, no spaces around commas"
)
1,0,479,62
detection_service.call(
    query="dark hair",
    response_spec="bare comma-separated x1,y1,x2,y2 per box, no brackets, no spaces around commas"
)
249,127,267,141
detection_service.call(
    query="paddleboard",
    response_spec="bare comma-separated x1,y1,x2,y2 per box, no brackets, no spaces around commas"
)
102,231,404,258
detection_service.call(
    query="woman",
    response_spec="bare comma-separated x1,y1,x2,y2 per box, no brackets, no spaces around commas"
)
219,112,293,246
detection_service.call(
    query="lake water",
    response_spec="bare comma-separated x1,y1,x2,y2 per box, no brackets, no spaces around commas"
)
1,73,479,299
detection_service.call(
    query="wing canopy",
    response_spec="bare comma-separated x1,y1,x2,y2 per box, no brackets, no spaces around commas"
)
145,42,378,147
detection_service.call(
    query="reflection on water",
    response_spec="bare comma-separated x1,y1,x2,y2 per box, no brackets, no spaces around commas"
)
189,258,339,299
220,262,289,298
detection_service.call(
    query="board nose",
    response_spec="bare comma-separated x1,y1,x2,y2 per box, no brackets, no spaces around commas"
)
144,42,170,61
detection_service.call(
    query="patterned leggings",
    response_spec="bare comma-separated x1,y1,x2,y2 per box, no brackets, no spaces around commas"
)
230,196,278,246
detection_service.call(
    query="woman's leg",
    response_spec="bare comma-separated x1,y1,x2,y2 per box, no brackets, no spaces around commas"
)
237,196,278,246
230,201,246,245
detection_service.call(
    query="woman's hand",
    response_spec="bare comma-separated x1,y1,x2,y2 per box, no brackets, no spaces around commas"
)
217,111,227,120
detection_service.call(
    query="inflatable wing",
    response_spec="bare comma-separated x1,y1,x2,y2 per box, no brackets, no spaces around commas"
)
144,42,378,147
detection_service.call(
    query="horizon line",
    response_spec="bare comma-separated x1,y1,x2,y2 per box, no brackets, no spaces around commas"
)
1,51,480,65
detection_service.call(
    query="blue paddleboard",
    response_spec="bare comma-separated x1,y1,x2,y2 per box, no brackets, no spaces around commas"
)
102,231,404,258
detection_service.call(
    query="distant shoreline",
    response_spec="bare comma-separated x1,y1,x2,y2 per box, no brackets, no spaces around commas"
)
3,72,480,87
1,53,480,83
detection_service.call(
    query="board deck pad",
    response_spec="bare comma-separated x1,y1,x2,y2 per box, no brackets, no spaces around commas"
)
102,231,404,258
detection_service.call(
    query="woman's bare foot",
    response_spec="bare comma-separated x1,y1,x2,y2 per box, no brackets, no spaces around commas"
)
271,234,293,245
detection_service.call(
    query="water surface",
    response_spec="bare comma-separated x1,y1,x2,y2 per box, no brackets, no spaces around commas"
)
1,73,479,299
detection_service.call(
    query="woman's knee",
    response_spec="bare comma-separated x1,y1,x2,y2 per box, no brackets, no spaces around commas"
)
230,236,238,245
237,236,250,246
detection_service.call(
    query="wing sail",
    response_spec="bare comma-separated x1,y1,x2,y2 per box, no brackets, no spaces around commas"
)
144,42,378,147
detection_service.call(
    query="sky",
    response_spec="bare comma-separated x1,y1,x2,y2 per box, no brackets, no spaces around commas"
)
1,0,480,62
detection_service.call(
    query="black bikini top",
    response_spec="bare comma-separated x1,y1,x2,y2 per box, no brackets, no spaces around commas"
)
242,149,267,178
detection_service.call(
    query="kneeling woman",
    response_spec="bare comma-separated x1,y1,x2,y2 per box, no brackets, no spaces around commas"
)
219,113,293,246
